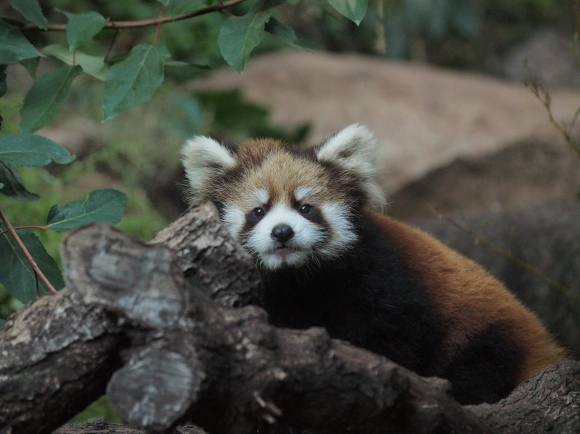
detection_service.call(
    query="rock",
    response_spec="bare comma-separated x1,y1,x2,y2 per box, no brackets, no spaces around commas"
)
502,28,580,90
414,201,580,358
193,51,580,219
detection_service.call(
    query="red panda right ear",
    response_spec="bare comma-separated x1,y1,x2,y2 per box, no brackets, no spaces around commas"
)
316,124,386,211
181,136,238,206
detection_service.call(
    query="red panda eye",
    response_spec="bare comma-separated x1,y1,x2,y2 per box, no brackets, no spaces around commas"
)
299,204,312,214
253,207,265,218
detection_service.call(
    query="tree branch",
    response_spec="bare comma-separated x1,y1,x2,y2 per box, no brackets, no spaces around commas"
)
18,0,248,32
0,207,57,294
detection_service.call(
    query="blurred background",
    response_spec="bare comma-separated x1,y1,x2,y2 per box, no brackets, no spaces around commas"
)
1,0,579,422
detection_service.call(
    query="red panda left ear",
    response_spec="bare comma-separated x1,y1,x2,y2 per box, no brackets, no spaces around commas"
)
316,124,386,210
181,136,238,206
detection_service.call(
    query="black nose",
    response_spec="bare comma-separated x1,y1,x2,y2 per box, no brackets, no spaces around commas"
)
271,224,294,243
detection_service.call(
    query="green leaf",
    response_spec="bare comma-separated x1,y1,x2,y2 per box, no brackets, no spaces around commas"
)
265,17,301,49
262,0,300,8
218,12,271,73
66,12,109,50
167,0,204,17
47,189,127,232
8,0,47,30
102,44,170,121
450,0,479,37
20,65,83,133
0,161,39,200
165,60,211,70
384,11,410,59
43,44,109,81
0,20,43,65
0,227,65,303
0,134,75,166
0,65,6,98
0,319,5,328
328,0,368,25
20,57,40,78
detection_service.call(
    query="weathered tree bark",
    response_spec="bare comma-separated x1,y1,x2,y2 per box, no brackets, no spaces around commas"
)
0,204,578,433
0,288,122,433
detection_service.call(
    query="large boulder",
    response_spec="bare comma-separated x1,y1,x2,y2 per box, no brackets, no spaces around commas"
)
414,201,580,358
193,51,580,219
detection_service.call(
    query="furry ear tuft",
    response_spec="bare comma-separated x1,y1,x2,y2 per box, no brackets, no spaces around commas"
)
181,136,237,205
316,124,386,210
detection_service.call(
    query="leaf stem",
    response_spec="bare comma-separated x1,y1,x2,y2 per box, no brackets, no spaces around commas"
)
0,209,58,294
20,0,249,32
104,29,120,64
154,6,168,45
0,225,49,236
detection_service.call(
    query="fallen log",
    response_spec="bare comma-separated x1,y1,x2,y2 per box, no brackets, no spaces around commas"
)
0,204,577,433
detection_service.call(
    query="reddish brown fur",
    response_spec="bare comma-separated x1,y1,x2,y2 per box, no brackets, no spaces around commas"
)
370,211,568,382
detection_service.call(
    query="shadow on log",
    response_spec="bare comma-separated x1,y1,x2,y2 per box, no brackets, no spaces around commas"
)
0,204,578,433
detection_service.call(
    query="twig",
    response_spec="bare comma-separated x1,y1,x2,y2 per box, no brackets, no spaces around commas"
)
0,225,49,236
524,72,580,158
19,0,248,32
153,6,168,45
431,207,579,303
104,29,119,64
0,208,58,294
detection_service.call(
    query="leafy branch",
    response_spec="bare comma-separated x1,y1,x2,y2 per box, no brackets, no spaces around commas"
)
19,0,250,32
0,0,369,317
0,208,57,294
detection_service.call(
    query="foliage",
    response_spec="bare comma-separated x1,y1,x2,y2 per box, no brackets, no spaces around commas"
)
0,0,368,322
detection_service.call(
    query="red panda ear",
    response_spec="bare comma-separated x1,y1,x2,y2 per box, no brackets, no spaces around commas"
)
181,136,238,206
316,124,386,210
315,124,378,179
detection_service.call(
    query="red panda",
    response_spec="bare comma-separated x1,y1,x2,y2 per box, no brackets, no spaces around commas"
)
181,124,567,405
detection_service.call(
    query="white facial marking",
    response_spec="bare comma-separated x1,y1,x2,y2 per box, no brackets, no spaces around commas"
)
319,202,357,257
294,186,312,202
222,205,246,240
254,188,269,204
246,203,324,270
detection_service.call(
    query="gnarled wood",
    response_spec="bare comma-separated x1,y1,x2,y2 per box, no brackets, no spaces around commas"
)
0,207,578,433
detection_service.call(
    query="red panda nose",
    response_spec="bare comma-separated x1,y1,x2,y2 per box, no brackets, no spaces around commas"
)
271,224,294,243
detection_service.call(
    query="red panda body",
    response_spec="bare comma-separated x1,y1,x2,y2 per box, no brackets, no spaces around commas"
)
182,125,567,405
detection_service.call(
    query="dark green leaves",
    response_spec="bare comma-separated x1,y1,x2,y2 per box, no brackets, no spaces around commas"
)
43,44,109,81
0,134,75,166
65,11,109,50
8,0,47,30
0,228,65,303
328,0,368,25
0,20,43,65
103,44,170,120
47,189,128,232
0,188,127,303
218,12,271,72
20,65,83,133
0,161,39,201
166,0,204,17
0,65,7,98
266,18,301,48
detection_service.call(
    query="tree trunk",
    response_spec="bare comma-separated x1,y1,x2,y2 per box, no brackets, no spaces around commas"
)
0,204,578,433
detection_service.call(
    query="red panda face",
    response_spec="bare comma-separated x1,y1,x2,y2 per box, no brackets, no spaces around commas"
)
182,124,385,270
218,151,359,269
